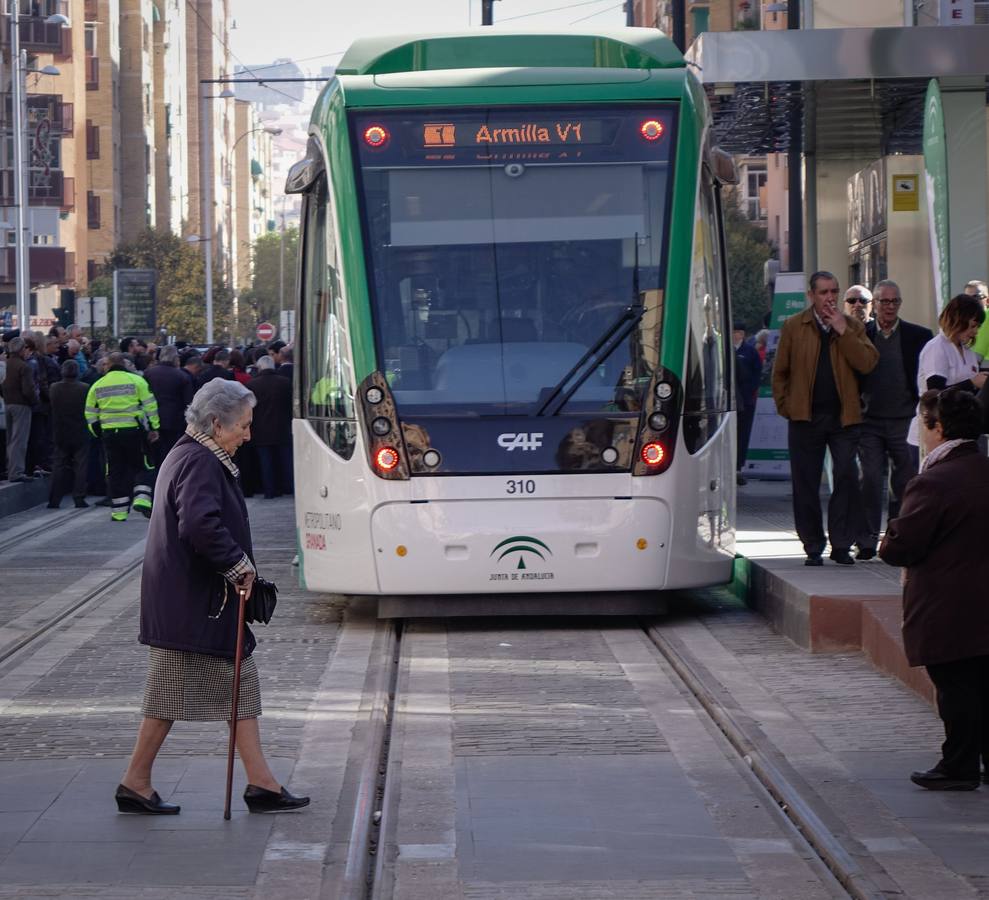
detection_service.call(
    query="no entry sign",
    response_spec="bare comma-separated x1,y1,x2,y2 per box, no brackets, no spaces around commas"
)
256,322,276,341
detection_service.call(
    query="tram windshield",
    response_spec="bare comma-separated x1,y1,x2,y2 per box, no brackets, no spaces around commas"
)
352,105,676,417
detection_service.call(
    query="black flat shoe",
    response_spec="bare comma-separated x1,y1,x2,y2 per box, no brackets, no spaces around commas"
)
910,769,979,791
243,784,310,813
829,549,855,566
855,547,876,561
804,553,823,567
115,783,181,814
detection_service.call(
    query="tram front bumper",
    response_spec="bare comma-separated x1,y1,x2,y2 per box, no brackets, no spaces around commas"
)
370,497,671,594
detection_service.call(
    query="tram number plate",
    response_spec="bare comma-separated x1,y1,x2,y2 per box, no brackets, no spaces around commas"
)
505,479,536,495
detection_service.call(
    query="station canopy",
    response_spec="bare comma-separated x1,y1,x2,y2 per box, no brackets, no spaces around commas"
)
685,25,989,156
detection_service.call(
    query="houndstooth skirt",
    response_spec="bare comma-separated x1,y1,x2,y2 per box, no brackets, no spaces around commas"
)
141,647,262,721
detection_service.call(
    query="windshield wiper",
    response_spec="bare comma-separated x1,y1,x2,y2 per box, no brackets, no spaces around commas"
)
535,303,646,416
536,235,646,417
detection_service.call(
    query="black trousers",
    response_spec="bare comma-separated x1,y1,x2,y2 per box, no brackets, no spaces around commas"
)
857,416,917,551
102,429,152,516
152,428,182,470
49,440,88,503
925,656,989,781
737,403,757,472
787,413,860,555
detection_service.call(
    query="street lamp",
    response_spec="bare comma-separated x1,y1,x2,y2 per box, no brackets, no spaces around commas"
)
199,83,234,345
9,2,67,331
226,124,280,342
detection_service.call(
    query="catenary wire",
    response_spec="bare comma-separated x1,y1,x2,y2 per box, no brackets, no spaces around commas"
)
569,2,624,24
498,0,619,23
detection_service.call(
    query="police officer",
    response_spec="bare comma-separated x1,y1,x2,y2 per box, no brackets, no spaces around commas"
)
85,351,160,521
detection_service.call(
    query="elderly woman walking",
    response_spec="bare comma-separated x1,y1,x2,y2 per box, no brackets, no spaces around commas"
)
880,388,989,791
115,379,309,815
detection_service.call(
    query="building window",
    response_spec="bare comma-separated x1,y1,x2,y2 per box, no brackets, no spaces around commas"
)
87,191,100,229
744,163,768,222
86,120,100,159
691,7,709,35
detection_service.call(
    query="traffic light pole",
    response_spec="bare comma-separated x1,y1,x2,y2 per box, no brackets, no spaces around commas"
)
10,0,29,332
481,0,493,26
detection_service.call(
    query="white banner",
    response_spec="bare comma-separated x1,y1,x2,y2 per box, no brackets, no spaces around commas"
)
940,0,975,24
75,296,108,329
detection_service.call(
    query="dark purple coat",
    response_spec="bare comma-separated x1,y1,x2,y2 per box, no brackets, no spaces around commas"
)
139,434,255,658
879,443,989,667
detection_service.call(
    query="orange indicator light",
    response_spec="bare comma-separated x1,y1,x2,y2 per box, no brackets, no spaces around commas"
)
641,442,665,466
396,545,408,557
636,538,648,551
375,446,400,471
364,125,389,147
639,119,665,141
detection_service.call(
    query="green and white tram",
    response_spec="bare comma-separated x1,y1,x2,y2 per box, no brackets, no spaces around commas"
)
287,28,738,609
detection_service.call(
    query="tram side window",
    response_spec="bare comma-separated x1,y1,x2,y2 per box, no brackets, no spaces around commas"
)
683,174,728,454
302,173,357,459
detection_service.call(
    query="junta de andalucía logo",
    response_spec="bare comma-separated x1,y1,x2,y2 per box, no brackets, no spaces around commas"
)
490,536,553,570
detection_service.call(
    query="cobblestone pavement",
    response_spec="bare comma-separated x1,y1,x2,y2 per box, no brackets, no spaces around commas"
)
0,497,351,897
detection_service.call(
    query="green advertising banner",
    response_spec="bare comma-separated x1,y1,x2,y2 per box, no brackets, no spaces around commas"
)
740,272,805,478
923,79,950,314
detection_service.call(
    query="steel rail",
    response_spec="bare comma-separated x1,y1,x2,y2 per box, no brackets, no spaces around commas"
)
644,621,893,900
0,556,143,666
338,619,401,900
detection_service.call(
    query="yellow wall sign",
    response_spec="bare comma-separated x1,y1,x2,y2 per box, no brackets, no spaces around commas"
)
892,174,919,212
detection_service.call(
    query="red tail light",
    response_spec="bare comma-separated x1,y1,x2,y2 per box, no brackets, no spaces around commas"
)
640,442,666,466
639,119,665,142
364,125,389,147
375,446,400,472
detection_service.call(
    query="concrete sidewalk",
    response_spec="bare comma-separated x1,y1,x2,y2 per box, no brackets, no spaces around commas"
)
736,479,933,703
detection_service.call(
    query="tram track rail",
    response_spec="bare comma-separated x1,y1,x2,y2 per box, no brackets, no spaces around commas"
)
0,505,94,557
643,621,893,900
0,555,144,667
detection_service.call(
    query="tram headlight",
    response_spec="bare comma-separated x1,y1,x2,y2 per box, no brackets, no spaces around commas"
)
375,447,400,472
648,412,669,432
640,442,666,467
366,386,384,405
655,381,674,400
371,416,391,436
422,449,441,468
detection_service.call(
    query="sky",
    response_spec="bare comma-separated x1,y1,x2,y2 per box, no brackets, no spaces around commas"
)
230,0,628,76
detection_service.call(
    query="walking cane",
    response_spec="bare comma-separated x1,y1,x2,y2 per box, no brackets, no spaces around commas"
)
224,584,249,820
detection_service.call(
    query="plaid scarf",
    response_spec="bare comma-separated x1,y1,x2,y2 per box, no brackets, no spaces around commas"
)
185,425,240,478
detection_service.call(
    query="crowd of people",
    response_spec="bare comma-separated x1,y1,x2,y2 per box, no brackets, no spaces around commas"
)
0,326,295,518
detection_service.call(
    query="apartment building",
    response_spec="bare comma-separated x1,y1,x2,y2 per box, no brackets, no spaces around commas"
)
118,0,154,235
152,0,187,234
232,98,274,292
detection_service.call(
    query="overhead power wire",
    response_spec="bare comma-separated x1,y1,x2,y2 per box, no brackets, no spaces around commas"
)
184,0,298,104
498,0,618,23
569,1,623,23
224,50,347,78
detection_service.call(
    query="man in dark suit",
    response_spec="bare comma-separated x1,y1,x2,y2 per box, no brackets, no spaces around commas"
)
733,321,762,486
48,359,90,508
247,355,293,498
857,279,933,559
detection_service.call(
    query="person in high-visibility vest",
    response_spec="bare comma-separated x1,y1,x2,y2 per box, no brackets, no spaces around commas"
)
85,351,160,521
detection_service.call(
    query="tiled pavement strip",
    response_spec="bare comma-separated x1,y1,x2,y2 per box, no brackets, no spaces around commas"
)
0,490,985,897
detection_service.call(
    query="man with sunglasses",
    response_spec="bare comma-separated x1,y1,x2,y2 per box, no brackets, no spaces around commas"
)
857,279,932,560
843,285,874,325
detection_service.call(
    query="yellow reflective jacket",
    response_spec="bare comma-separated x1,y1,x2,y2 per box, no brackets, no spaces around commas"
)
85,366,161,435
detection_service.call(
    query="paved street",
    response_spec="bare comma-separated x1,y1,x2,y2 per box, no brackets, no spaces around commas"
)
0,491,985,898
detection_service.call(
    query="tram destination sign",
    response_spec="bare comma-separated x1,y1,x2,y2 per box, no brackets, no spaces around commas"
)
113,268,157,340
355,107,676,167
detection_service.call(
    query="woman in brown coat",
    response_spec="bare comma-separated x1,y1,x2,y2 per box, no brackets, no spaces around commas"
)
879,388,989,790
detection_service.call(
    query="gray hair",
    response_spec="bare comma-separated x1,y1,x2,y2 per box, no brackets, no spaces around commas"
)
872,279,900,297
255,354,275,371
158,345,179,365
60,359,79,379
7,336,24,353
844,284,872,302
185,378,256,435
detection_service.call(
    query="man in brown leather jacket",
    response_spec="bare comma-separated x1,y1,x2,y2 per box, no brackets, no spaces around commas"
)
772,271,879,566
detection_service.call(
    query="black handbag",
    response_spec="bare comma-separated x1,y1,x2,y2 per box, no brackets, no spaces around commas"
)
210,575,278,625
245,576,278,625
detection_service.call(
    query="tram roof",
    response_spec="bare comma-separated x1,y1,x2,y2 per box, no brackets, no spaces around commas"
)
336,28,686,77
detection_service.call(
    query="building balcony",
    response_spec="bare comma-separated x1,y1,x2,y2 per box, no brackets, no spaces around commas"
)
0,0,70,54
0,245,66,285
85,54,98,91
0,168,65,206
4,95,73,134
